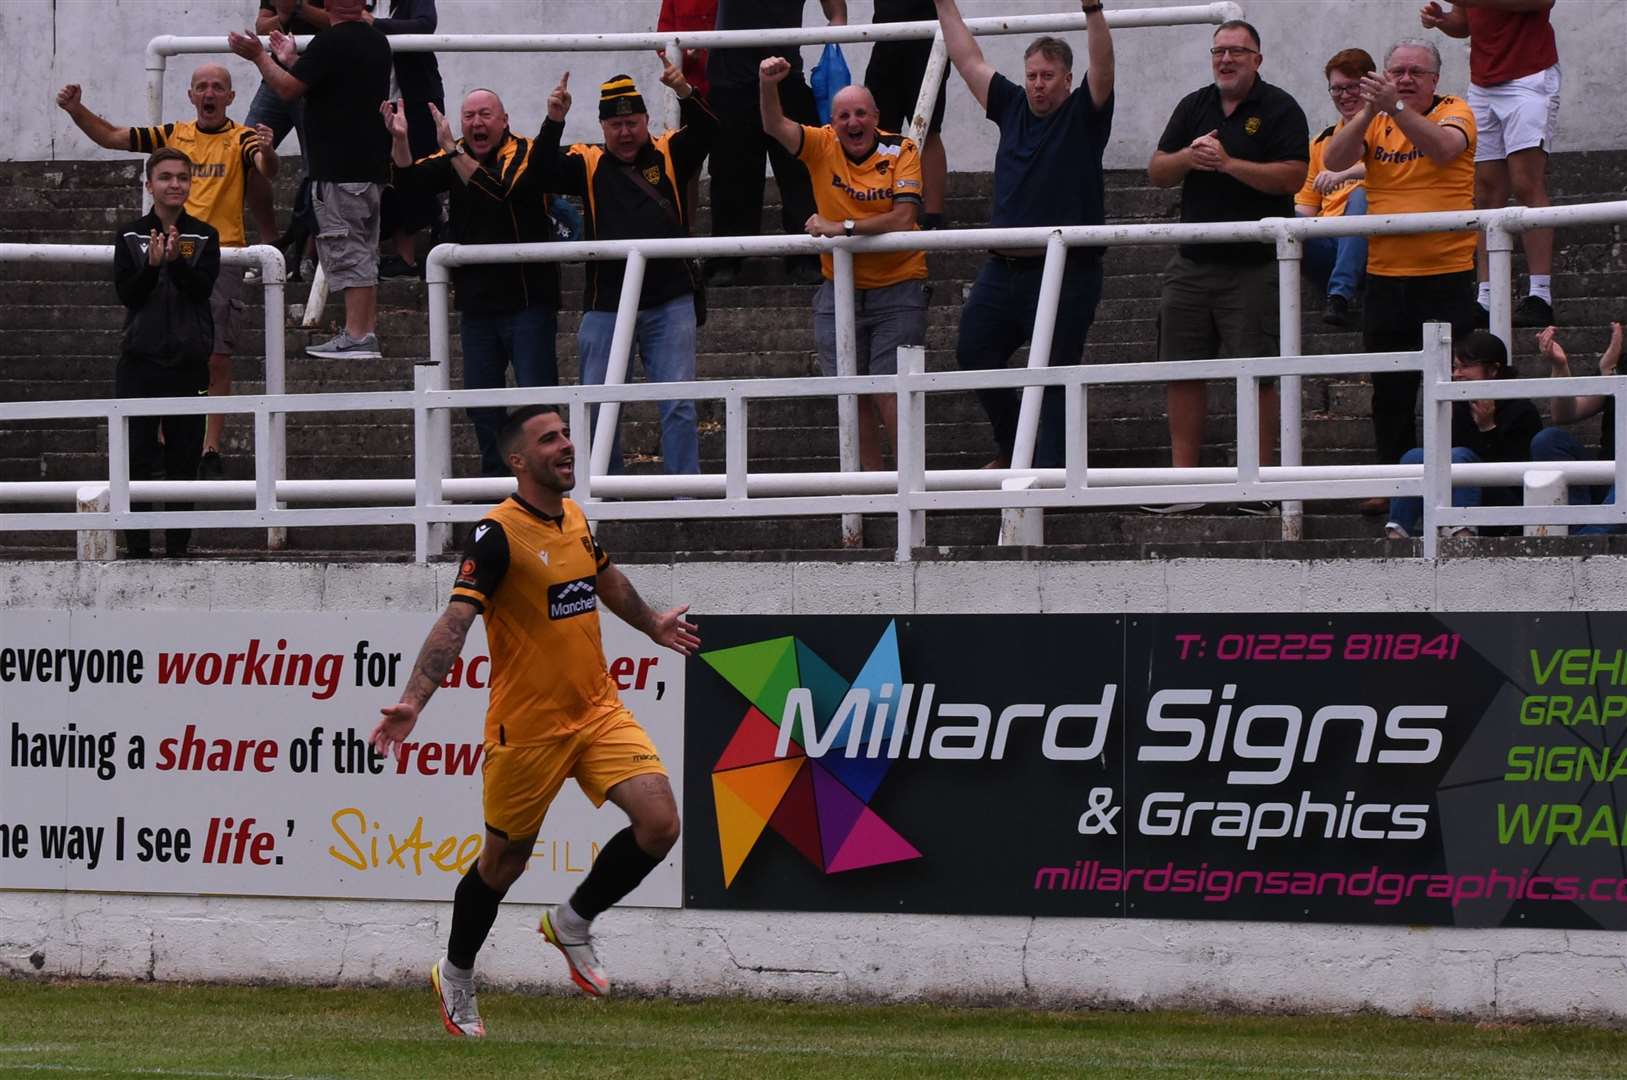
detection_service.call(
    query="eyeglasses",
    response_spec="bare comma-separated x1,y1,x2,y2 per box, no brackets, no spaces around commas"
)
1209,46,1259,59
1327,84,1363,98
1386,66,1439,79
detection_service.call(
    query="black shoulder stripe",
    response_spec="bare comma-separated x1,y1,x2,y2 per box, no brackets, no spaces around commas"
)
1315,124,1337,143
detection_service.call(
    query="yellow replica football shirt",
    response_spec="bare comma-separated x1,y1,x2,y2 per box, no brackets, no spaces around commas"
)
1357,96,1477,277
1296,122,1363,219
797,126,926,290
450,496,622,746
130,120,259,247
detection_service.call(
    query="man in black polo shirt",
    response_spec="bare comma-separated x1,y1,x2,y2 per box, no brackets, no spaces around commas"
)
936,0,1114,470
1148,19,1308,510
230,0,393,360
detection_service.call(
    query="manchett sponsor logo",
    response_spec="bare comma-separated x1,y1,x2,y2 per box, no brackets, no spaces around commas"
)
547,577,597,619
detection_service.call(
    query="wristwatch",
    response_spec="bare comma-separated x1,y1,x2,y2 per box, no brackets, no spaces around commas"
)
1082,2,1104,12
447,145,465,159
843,219,855,237
1394,99,1407,113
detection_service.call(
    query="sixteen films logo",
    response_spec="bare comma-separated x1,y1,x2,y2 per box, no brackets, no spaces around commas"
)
700,622,920,887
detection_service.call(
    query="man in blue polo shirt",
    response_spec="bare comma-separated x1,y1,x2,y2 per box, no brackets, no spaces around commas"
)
934,0,1114,469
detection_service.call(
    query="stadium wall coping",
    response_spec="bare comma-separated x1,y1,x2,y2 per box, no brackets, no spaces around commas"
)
10,0,1626,170
5,555,1627,1020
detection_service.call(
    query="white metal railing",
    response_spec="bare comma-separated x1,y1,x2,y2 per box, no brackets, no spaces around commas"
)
4,200,1627,561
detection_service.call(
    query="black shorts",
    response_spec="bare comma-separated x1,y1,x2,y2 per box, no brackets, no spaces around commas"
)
864,38,947,136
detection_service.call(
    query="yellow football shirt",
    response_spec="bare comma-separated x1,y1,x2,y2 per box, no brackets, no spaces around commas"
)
1358,96,1477,277
797,126,927,290
130,120,258,247
450,496,622,746
1296,121,1363,219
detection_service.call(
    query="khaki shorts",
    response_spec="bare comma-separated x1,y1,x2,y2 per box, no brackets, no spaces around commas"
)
311,180,382,291
210,263,247,356
1158,254,1279,363
481,706,666,839
813,278,928,377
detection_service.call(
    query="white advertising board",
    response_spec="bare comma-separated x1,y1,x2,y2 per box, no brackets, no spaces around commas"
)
0,609,684,906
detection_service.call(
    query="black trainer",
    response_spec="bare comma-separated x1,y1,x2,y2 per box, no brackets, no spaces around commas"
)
1322,294,1352,328
1514,294,1555,328
197,450,224,481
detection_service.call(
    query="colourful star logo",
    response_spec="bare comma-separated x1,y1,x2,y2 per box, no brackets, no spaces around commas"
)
701,621,921,887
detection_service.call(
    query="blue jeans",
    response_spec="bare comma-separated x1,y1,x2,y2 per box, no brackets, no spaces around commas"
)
1303,187,1367,301
578,295,699,475
956,255,1103,468
460,305,560,476
1531,427,1622,535
1389,445,1482,535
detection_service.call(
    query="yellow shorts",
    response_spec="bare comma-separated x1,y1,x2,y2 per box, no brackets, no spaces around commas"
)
481,706,666,839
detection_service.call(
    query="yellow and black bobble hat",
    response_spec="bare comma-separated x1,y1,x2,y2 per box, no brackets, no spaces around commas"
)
599,74,647,119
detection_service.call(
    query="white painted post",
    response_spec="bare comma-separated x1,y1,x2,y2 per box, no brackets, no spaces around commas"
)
894,345,926,561
1275,230,1303,539
569,398,592,503
76,486,114,561
1009,232,1068,471
302,262,330,328
1421,322,1453,559
1486,222,1515,350
833,246,862,547
725,394,748,501
591,250,648,479
412,361,437,563
257,246,289,550
908,32,949,147
1523,469,1569,537
998,476,1043,547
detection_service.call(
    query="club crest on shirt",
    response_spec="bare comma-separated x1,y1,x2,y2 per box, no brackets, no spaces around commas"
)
876,160,890,176
1244,116,1262,135
580,535,594,557
643,166,662,186
179,239,197,259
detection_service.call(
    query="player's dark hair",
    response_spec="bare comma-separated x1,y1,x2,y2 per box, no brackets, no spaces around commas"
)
145,146,193,181
1023,36,1073,72
497,404,563,461
1214,19,1262,50
1454,330,1511,375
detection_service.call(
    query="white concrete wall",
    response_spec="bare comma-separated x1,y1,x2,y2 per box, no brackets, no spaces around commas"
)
12,1,1625,171
7,554,1627,1020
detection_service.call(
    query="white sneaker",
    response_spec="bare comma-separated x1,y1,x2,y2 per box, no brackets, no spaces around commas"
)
539,905,610,997
1384,522,1410,539
430,958,485,1038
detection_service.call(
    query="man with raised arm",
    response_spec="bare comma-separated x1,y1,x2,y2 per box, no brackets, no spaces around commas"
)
934,0,1114,471
383,91,562,477
229,0,392,360
372,404,700,1035
760,59,927,470
1147,20,1308,513
1322,38,1478,489
535,65,717,477
1420,0,1561,327
58,67,276,481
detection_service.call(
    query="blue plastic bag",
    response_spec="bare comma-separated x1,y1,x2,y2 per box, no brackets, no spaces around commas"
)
810,43,851,124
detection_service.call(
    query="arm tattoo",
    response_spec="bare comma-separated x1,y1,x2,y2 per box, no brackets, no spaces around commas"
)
402,606,475,711
599,566,657,635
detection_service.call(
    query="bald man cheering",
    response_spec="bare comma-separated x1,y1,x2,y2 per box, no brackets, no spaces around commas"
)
760,59,927,470
384,89,563,477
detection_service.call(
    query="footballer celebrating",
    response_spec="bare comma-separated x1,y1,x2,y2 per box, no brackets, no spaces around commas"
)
371,404,699,1037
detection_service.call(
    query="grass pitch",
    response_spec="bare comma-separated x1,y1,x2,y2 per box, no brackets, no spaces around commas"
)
3,980,1627,1079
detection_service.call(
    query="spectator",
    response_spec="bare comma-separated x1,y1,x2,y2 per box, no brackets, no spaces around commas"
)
537,66,717,477
384,91,562,477
245,0,329,249
1323,37,1478,514
1385,330,1540,539
230,0,393,360
865,0,948,229
371,0,445,278
760,60,926,470
704,0,847,287
935,0,1114,471
1531,321,1626,534
1148,20,1308,511
113,149,221,559
1420,0,1561,327
1296,48,1375,330
57,68,278,482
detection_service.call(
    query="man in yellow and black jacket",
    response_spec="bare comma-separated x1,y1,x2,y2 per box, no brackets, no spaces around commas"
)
536,63,717,476
385,91,563,476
